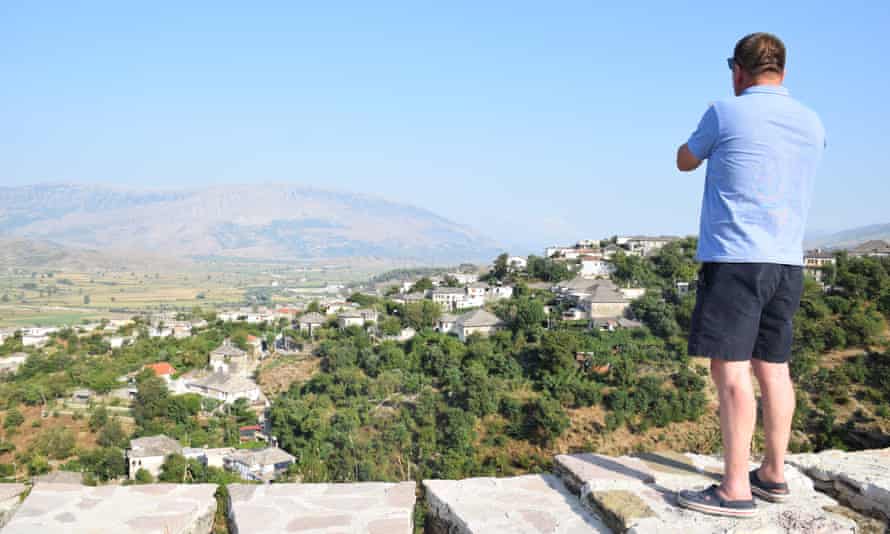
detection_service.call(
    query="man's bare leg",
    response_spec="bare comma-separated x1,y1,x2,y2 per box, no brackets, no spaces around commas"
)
752,359,795,484
711,358,756,500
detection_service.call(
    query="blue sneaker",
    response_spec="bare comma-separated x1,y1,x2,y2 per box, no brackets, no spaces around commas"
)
750,469,790,503
677,485,757,518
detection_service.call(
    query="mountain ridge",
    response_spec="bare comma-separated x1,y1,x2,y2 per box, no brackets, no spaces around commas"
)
805,222,890,250
0,184,502,263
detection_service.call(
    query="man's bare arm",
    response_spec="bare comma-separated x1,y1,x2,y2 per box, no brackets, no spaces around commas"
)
676,143,703,172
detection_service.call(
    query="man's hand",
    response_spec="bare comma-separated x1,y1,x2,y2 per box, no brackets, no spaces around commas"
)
677,143,703,172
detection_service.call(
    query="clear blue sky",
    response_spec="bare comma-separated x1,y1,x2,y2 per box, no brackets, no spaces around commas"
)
2,2,888,252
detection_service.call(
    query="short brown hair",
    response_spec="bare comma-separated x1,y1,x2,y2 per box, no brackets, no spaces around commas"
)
733,33,785,76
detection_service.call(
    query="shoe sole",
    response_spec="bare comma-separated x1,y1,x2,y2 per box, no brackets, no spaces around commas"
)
751,484,791,503
677,494,757,518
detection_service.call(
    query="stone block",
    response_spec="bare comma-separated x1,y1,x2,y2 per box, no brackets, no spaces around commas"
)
227,481,415,534
424,473,610,533
556,452,856,533
787,448,890,521
0,484,27,529
1,483,217,534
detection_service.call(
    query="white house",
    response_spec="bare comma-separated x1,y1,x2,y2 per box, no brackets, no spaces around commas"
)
448,272,480,285
577,282,632,320
0,352,28,375
616,235,679,256
224,447,296,482
337,309,378,329
183,447,235,469
431,287,467,311
486,285,513,301
579,256,614,278
210,341,250,376
466,282,489,299
507,256,528,271
383,327,417,342
127,435,182,479
436,314,458,334
454,309,506,342
297,312,327,336
187,373,261,404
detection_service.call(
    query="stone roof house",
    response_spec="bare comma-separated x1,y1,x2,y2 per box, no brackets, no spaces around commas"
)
127,435,182,479
209,340,250,376
187,372,260,404
454,309,505,342
224,447,296,482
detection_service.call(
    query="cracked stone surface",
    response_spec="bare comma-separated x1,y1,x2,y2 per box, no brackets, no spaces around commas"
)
555,452,857,533
227,482,416,534
787,448,890,522
1,483,217,534
423,474,610,533
0,484,26,530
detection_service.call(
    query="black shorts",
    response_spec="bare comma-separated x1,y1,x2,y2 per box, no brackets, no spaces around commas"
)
688,262,803,363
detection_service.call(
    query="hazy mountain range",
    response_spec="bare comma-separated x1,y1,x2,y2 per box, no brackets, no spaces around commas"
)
0,184,502,264
805,223,890,250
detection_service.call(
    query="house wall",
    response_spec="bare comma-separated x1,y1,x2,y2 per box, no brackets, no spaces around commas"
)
459,325,500,342
128,455,165,479
587,302,630,319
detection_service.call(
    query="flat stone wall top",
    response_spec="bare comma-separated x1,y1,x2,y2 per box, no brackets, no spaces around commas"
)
1,483,218,534
227,482,416,534
0,484,25,503
555,452,857,534
424,474,609,533
787,447,890,521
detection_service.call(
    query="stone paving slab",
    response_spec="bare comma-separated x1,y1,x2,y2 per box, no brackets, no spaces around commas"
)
227,482,416,534
423,474,610,533
556,452,856,533
787,447,890,521
0,484,27,530
1,483,218,534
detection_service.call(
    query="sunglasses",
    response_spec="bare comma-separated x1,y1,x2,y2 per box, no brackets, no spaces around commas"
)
726,57,737,70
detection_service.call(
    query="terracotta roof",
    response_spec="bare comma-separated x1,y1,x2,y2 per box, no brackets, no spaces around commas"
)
145,362,175,376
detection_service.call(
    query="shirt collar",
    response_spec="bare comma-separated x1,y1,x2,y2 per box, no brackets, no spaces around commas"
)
742,85,790,96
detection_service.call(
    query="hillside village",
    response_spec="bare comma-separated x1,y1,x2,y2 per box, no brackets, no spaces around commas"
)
1,235,889,532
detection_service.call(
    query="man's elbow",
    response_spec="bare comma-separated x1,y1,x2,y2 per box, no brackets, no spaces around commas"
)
676,144,701,172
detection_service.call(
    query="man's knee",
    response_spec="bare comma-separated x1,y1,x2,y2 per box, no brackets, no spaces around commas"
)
752,359,792,386
710,359,752,394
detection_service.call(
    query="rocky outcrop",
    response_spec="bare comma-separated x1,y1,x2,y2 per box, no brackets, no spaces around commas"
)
788,448,890,523
226,482,416,534
0,483,218,534
0,484,26,530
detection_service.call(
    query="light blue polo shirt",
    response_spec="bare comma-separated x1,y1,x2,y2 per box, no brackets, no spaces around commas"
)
687,85,825,265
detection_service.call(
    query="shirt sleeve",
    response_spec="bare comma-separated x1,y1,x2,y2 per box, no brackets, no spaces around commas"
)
686,106,719,160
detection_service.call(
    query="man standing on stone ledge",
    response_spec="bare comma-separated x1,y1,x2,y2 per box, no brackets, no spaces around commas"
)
674,32,825,518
